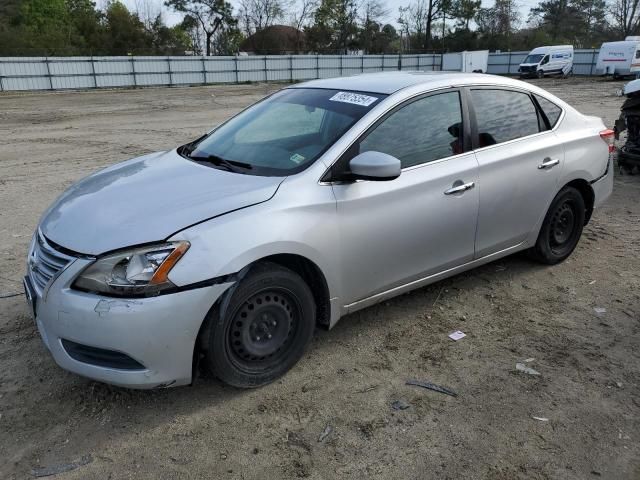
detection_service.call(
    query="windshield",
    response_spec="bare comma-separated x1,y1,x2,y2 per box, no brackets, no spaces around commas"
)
523,54,545,64
183,88,386,176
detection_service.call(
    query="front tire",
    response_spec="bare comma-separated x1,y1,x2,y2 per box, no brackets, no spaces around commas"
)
204,262,316,388
529,186,586,264
537,70,545,79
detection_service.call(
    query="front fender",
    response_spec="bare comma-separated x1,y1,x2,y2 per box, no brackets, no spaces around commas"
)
166,178,340,306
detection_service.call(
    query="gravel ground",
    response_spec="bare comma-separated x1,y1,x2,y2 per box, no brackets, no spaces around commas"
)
0,77,638,479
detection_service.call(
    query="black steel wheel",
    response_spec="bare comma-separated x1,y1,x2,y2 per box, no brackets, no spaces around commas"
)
529,186,586,264
204,262,315,388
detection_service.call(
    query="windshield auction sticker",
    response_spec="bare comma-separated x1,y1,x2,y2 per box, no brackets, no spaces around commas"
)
329,91,378,107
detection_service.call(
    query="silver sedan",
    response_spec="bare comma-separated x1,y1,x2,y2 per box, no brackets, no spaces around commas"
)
25,72,614,389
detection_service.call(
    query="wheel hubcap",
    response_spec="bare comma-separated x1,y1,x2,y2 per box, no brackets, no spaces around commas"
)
229,291,296,363
550,202,576,247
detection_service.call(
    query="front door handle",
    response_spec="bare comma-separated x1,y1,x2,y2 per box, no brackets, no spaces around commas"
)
538,157,560,169
444,182,475,195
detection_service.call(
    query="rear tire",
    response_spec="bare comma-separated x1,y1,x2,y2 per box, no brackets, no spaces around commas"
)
204,262,316,388
529,186,585,265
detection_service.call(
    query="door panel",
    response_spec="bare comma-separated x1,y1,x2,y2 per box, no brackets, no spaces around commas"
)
470,87,564,257
474,133,564,257
333,153,479,305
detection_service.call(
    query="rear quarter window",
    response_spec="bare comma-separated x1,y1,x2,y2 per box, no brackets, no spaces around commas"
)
534,95,563,128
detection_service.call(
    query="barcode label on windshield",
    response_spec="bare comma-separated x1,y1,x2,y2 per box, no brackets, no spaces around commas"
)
329,92,378,107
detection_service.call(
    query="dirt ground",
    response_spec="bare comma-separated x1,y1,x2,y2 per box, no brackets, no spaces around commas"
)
0,77,638,480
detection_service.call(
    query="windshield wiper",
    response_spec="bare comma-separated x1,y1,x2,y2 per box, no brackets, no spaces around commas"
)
189,154,253,173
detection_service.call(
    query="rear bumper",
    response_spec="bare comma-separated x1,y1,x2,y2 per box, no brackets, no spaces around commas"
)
593,158,614,208
32,258,232,389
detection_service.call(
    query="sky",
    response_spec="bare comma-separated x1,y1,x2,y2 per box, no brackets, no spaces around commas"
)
119,0,542,29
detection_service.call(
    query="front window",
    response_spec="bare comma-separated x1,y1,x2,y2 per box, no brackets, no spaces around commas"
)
524,54,544,64
183,88,386,176
359,91,464,168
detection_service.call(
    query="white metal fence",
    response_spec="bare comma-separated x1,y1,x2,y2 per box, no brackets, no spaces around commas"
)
488,49,600,76
0,54,441,92
0,50,603,93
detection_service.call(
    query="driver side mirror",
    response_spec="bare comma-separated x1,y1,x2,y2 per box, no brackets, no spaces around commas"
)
349,151,401,181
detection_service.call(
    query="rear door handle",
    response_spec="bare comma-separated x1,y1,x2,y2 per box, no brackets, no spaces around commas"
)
538,157,560,169
444,182,475,195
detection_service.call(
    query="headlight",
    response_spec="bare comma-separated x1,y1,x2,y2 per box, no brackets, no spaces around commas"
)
73,242,190,297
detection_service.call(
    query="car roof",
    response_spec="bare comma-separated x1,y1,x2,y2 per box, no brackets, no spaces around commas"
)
290,71,535,95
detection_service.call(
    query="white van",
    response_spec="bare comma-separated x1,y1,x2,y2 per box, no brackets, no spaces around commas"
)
596,37,640,78
518,45,574,78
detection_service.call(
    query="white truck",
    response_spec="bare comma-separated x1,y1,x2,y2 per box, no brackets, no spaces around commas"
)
596,37,640,78
518,45,574,78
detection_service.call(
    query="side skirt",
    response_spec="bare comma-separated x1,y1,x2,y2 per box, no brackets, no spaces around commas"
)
336,242,527,322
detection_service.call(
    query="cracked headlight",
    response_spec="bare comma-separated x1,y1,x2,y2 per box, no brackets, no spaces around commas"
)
73,242,190,297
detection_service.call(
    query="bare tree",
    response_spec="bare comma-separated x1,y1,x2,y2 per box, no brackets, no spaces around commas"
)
611,0,640,36
290,0,318,52
238,0,288,37
398,0,448,51
134,0,162,31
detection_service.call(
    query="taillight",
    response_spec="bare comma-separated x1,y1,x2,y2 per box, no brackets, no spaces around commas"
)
600,129,616,153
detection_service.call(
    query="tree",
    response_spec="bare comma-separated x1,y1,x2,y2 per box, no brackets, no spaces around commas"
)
104,0,152,54
528,0,607,45
476,0,519,49
306,0,358,53
290,0,318,52
238,0,287,52
398,0,449,51
359,0,389,53
610,0,640,37
450,0,481,31
165,0,236,55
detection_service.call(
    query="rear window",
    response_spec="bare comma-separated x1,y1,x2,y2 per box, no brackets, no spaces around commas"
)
471,89,541,146
534,95,563,128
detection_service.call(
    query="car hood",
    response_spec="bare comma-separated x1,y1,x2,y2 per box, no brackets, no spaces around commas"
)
40,150,284,255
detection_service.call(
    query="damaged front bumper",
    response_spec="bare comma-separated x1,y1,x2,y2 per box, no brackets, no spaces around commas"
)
31,258,232,389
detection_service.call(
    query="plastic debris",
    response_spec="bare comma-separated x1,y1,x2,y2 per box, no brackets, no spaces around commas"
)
524,358,535,363
516,363,540,375
448,330,466,341
391,400,411,410
406,379,458,397
318,425,333,443
594,307,607,314
532,416,549,422
31,455,93,478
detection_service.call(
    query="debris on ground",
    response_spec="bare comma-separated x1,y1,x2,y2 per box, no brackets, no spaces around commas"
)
391,399,411,410
318,425,333,443
532,416,549,422
516,363,541,376
0,292,21,299
406,379,458,397
31,455,93,477
594,307,607,315
448,330,466,341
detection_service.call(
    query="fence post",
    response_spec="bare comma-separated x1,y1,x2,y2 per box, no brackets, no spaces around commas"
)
167,56,173,86
235,55,239,83
591,50,596,76
289,55,293,83
316,55,320,79
90,56,97,88
45,57,53,90
508,51,512,75
264,56,268,82
201,56,207,84
340,54,343,76
361,54,364,73
0,59,5,92
130,57,137,87
381,53,384,72
398,53,402,71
